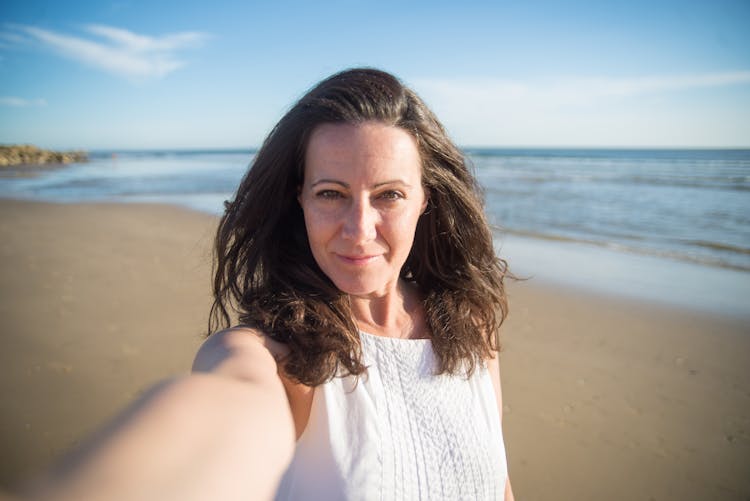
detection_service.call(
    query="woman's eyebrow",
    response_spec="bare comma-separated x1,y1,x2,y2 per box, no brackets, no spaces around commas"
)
310,179,349,188
310,179,414,189
373,179,413,188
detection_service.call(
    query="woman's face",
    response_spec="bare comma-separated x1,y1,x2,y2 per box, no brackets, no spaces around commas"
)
299,121,428,299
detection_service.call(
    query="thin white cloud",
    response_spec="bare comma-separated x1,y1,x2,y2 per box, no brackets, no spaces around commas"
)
583,72,750,97
7,24,208,80
414,71,750,109
0,30,26,46
411,71,750,146
85,24,206,52
533,72,750,106
0,96,47,107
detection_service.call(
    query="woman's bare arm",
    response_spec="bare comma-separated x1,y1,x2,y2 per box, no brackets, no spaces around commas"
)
488,353,516,501
25,328,295,501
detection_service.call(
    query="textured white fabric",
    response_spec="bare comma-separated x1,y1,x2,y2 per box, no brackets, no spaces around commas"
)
275,331,508,501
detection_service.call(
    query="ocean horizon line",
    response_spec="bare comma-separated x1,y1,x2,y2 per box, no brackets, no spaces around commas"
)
67,146,750,156
82,143,750,152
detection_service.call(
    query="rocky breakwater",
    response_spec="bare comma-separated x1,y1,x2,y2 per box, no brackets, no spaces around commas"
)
0,144,88,167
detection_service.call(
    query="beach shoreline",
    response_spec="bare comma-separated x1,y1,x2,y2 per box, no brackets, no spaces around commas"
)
1,198,748,500
497,233,750,320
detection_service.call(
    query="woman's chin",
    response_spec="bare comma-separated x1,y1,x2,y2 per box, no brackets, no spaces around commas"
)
332,279,392,299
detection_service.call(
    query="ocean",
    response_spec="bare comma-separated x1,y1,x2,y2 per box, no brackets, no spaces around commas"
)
2,147,748,273
2,147,750,318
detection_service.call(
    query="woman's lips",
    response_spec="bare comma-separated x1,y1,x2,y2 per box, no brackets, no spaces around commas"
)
336,254,378,266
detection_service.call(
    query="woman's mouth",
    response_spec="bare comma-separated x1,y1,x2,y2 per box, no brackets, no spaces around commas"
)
336,254,378,266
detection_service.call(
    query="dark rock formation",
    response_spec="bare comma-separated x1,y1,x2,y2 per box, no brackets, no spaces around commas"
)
0,145,88,167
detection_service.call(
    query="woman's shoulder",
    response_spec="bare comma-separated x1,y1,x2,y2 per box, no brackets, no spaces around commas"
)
192,326,291,382
193,327,314,440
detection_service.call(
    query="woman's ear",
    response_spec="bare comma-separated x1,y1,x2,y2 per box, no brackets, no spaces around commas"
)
420,188,430,215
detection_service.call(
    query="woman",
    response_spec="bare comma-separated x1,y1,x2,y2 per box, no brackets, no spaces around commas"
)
197,68,513,500
26,68,514,501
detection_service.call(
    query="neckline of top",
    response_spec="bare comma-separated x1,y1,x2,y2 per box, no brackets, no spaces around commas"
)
359,330,432,343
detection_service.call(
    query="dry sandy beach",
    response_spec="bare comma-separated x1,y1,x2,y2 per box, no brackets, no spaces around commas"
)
1,198,748,500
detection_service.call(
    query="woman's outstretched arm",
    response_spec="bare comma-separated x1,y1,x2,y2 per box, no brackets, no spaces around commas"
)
488,353,516,501
25,329,295,501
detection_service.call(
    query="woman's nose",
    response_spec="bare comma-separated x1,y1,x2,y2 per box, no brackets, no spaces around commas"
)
341,199,377,243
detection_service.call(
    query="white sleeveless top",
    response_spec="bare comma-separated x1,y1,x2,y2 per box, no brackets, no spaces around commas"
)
276,333,507,501
275,332,508,500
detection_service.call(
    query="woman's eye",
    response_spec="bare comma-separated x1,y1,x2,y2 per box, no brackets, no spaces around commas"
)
315,190,343,200
379,190,404,201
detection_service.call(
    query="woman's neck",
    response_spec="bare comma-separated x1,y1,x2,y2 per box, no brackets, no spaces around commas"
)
348,280,429,340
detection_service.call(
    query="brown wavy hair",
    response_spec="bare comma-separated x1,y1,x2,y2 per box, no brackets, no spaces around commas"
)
209,68,509,386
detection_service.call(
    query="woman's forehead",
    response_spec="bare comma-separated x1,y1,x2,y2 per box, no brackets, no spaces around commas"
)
304,122,422,183
307,122,416,153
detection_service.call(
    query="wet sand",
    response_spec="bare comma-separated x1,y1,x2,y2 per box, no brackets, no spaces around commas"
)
1,199,748,500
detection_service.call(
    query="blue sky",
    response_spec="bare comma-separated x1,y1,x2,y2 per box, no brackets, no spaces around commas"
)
1,0,749,149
